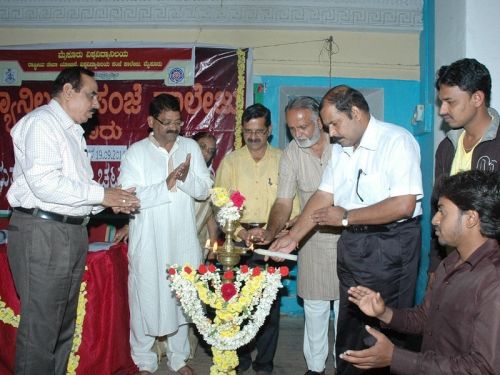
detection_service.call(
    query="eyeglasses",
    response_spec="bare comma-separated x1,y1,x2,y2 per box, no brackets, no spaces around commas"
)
356,168,365,202
154,117,183,127
243,128,268,136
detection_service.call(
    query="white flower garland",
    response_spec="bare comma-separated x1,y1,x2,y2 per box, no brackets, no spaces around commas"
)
168,265,283,351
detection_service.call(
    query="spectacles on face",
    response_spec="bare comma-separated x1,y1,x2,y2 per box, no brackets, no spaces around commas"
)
243,128,268,136
154,117,183,127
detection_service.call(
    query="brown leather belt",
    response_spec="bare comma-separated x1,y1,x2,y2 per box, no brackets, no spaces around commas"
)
14,207,90,226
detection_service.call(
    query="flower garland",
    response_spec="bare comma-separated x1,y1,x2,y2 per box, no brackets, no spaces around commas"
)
234,48,247,150
0,280,88,375
168,264,287,351
66,280,88,375
0,299,19,327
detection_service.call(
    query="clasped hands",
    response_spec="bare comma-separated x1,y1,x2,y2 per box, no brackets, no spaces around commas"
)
103,187,140,214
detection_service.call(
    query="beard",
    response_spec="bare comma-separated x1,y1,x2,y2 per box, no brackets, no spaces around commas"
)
295,125,322,148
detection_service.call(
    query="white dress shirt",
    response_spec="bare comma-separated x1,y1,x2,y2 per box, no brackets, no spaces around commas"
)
7,99,104,216
319,116,423,218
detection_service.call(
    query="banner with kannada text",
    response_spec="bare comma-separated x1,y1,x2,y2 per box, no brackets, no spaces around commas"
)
0,44,249,214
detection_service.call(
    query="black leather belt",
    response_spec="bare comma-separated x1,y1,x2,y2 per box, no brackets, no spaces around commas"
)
345,217,418,234
14,207,90,226
240,222,266,230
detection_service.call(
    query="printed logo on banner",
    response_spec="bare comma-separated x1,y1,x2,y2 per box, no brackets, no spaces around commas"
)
168,67,185,84
3,68,16,84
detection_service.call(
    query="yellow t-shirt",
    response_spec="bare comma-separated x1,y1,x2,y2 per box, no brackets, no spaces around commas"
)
450,132,480,175
215,144,299,228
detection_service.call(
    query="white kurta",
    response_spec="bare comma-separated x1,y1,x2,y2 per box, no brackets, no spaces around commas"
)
119,135,212,336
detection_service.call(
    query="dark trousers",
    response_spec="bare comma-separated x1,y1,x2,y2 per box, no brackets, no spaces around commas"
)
335,220,421,375
7,211,88,375
237,252,281,373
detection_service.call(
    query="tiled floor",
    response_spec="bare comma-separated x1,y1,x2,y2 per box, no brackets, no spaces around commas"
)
158,316,337,375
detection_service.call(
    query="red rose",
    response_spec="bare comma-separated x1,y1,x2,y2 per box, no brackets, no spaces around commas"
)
167,267,176,276
240,265,249,273
198,264,208,275
267,266,275,274
229,191,245,209
252,266,261,276
184,266,192,274
279,266,289,277
223,270,234,280
221,283,237,302
208,264,216,273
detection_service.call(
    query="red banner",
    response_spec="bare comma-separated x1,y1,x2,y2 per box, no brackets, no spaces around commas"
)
0,46,248,212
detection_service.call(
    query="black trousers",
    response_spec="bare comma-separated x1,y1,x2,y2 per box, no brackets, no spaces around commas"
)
237,252,281,373
7,211,88,375
335,220,421,375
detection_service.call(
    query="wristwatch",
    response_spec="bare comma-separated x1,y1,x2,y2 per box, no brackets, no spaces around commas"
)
341,209,349,227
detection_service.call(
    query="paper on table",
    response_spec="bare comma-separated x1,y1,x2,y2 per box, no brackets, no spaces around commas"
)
253,248,297,261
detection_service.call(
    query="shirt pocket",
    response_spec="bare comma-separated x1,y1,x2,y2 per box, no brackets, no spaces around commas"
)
356,172,389,204
298,177,318,194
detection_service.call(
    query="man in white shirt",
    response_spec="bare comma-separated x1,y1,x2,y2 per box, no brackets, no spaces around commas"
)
270,85,423,375
7,66,140,375
119,94,212,375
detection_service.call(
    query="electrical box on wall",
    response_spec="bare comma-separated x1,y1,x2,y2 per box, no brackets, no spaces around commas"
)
411,103,432,135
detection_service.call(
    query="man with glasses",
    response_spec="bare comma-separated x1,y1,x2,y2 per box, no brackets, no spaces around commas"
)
119,94,212,375
215,103,298,375
7,66,139,375
270,86,423,375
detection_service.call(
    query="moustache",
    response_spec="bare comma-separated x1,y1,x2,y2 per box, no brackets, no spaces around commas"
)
165,130,180,135
246,138,261,143
330,136,343,144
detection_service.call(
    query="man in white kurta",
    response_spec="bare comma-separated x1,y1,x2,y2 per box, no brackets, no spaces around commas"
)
119,94,212,375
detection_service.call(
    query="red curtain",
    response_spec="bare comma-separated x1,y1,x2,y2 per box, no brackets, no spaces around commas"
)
0,243,137,375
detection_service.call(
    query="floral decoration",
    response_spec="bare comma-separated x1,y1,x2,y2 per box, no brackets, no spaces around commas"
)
168,263,288,374
210,188,246,227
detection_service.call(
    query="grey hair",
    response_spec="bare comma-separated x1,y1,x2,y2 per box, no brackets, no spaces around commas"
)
285,96,320,122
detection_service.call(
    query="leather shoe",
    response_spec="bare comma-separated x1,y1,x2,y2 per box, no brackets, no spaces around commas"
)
304,371,325,375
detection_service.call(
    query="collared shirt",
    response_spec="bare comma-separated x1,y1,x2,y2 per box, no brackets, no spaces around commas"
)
7,99,104,216
389,239,500,374
215,144,282,224
319,116,423,218
278,132,340,300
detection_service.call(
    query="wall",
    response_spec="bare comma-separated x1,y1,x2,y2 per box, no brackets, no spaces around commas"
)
0,28,419,80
